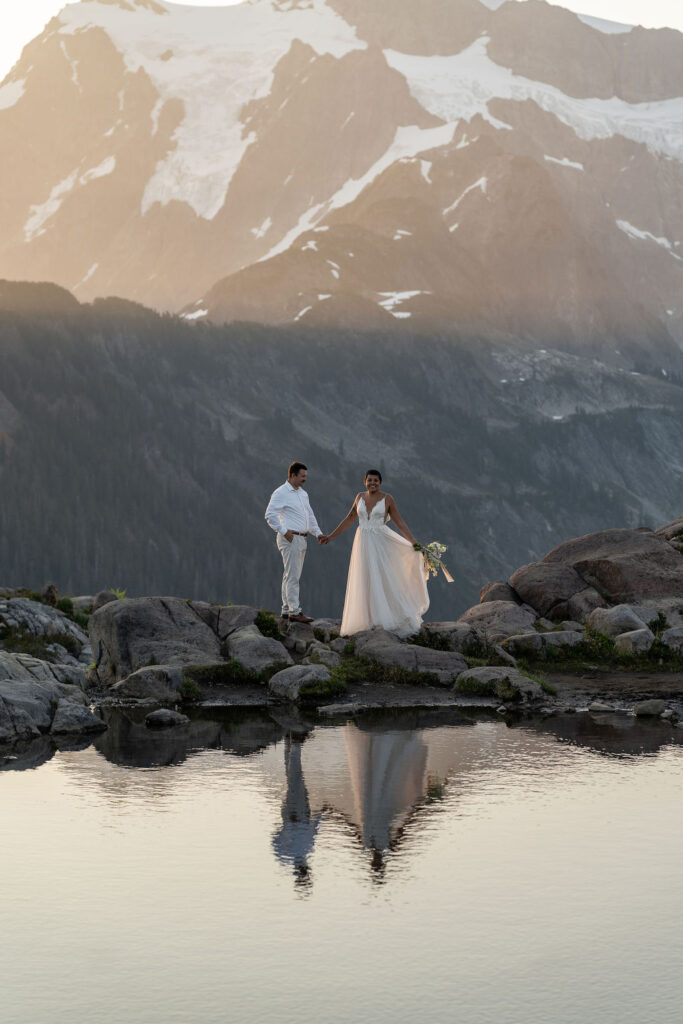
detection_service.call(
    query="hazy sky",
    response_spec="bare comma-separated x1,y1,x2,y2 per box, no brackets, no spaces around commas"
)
2,0,683,83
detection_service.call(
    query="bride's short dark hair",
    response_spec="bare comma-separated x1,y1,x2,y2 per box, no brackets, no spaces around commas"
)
365,469,382,482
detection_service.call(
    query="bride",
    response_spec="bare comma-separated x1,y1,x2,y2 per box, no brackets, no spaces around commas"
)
322,470,429,637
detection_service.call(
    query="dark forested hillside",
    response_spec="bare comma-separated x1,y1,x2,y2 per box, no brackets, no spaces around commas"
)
1,283,682,619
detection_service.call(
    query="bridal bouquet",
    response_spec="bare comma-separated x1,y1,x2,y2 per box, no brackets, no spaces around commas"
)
414,541,454,583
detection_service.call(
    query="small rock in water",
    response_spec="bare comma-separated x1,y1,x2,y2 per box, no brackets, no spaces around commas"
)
496,705,508,715
145,709,189,728
589,701,614,713
634,699,667,717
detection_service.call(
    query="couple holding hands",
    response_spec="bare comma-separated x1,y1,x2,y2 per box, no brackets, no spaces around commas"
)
265,461,430,637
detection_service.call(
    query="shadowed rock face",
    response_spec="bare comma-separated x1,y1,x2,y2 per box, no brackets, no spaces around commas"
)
0,0,680,359
542,529,683,604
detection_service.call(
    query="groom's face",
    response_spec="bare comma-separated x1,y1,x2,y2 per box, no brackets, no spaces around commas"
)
290,469,307,488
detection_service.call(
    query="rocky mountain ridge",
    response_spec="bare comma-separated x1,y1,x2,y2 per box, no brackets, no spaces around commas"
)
2,281,683,620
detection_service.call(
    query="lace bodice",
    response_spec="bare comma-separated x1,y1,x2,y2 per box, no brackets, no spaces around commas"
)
358,496,388,532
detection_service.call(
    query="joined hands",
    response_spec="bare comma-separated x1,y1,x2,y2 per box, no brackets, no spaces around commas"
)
318,534,330,545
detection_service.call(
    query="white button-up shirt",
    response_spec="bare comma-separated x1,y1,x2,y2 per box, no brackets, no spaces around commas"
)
265,481,323,537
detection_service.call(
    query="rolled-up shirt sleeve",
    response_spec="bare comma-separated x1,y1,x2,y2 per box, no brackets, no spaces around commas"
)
265,487,287,535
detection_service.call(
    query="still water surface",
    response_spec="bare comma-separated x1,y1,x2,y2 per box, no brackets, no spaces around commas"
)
2,708,682,1024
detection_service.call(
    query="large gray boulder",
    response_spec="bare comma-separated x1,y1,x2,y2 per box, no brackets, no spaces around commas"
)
268,664,331,701
454,666,544,703
353,629,467,684
89,596,222,686
660,627,683,653
634,699,667,717
541,630,584,651
509,562,587,618
0,596,88,648
542,528,683,604
226,625,292,677
588,605,648,638
614,628,655,655
479,581,519,604
421,622,482,654
458,601,537,642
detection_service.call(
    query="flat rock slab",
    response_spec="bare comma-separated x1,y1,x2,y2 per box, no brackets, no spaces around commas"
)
353,629,467,684
226,625,292,677
455,666,545,703
268,664,330,701
112,665,183,701
458,601,537,642
421,622,481,654
89,596,223,686
51,700,106,734
188,603,259,640
0,597,88,647
542,528,683,604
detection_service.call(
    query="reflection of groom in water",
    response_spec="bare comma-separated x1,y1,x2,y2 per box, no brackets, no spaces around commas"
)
272,733,322,886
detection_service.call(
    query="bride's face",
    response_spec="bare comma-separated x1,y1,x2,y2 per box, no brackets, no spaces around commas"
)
365,474,381,493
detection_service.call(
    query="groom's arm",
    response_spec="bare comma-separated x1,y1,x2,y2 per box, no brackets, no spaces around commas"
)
265,487,288,536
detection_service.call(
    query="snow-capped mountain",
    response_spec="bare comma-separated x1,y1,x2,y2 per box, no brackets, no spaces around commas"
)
1,0,682,363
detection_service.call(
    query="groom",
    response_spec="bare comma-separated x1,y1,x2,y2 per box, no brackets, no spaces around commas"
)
265,462,327,623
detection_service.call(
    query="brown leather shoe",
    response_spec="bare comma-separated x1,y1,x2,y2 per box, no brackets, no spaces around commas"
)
289,612,313,623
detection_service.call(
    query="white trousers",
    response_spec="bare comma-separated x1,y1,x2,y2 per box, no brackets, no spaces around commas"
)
277,533,307,615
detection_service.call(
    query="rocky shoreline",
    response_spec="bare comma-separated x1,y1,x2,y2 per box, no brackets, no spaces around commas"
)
2,517,683,745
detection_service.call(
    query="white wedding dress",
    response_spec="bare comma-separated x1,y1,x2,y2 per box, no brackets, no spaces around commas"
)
340,496,429,637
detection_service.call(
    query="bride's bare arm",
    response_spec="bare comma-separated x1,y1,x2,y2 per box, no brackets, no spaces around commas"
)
385,494,418,545
323,495,360,543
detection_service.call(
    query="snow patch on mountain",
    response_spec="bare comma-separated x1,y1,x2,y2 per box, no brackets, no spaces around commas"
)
0,79,26,110
617,219,683,261
385,38,683,164
544,154,584,170
377,290,429,317
261,122,455,260
24,158,116,241
57,0,366,220
443,176,488,215
577,14,633,35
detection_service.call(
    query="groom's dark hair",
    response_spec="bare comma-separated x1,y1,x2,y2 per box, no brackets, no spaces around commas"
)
365,469,383,482
288,461,307,477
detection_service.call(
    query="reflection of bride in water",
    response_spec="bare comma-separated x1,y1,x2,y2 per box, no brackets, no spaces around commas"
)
271,723,431,884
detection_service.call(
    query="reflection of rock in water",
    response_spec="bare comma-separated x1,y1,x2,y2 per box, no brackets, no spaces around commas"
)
344,725,428,853
524,713,683,757
1,734,55,772
272,735,322,886
94,707,286,769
